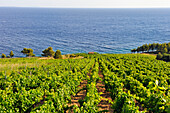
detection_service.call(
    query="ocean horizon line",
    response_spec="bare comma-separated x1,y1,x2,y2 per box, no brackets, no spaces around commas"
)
0,6,170,9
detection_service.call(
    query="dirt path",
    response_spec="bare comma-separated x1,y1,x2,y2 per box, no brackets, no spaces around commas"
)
96,69,113,113
67,72,91,113
69,80,87,107
67,65,113,112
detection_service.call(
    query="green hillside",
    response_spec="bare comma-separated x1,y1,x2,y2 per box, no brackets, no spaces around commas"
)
0,54,169,112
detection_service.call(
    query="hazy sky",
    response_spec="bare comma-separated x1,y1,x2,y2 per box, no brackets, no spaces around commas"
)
0,0,170,8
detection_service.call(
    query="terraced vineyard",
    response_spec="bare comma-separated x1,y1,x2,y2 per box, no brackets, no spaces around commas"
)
0,54,169,112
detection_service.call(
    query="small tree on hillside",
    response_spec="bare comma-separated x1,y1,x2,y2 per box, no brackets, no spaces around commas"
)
167,43,170,52
1,53,6,58
42,47,55,57
136,47,140,53
10,51,14,58
144,44,149,52
21,48,35,57
162,48,168,54
131,49,136,53
54,50,62,59
156,52,163,60
152,43,156,51
148,43,152,52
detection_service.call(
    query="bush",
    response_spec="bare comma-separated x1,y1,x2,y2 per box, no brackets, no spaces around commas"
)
156,53,170,62
21,48,35,57
65,54,69,58
42,47,55,57
10,51,14,58
70,54,76,58
54,50,62,59
162,54,170,62
1,53,6,58
156,53,163,60
162,48,168,53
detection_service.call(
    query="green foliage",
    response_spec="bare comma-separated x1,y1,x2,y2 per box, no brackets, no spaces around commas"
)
93,52,99,54
73,61,101,112
157,53,170,61
1,53,6,58
99,54,169,113
21,48,35,57
0,54,169,112
70,54,76,58
156,53,163,60
74,53,88,56
143,44,149,52
112,91,140,113
163,48,168,53
131,49,136,53
42,47,55,57
162,54,170,62
151,43,156,51
10,51,14,58
65,54,69,58
0,57,95,112
132,42,170,54
54,50,62,59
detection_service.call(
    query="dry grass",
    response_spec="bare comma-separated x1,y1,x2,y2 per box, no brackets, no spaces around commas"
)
62,54,84,59
38,55,84,60
0,63,41,74
39,57,54,60
0,55,84,74
140,53,157,56
0,58,47,74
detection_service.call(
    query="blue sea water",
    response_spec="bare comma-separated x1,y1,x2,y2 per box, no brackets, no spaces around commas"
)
0,8,170,57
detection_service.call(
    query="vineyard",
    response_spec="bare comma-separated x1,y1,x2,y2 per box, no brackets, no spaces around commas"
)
0,54,169,113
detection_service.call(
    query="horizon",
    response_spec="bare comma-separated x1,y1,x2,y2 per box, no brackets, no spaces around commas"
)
0,0,170,8
1,6,170,9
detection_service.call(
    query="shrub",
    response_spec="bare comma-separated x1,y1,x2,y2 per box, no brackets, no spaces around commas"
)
162,54,170,62
156,53,163,60
21,48,35,57
1,53,6,58
10,51,14,58
70,54,76,58
42,47,55,57
65,54,69,58
54,50,62,59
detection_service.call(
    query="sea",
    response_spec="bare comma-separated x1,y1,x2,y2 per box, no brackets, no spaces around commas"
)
0,8,170,57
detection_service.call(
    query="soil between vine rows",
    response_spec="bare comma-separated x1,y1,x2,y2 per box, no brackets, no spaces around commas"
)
68,67,113,113
97,69,113,113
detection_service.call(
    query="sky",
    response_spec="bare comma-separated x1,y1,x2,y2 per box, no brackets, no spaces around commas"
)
0,0,170,8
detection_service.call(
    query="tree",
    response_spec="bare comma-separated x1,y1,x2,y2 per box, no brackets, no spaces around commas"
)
70,54,76,58
1,53,6,58
21,48,35,57
156,52,163,60
131,49,136,53
167,43,170,52
162,48,168,53
144,44,149,52
151,43,156,52
136,47,140,53
54,50,62,59
10,51,14,58
158,44,162,52
141,45,145,52
148,43,152,52
133,42,170,54
42,47,55,57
